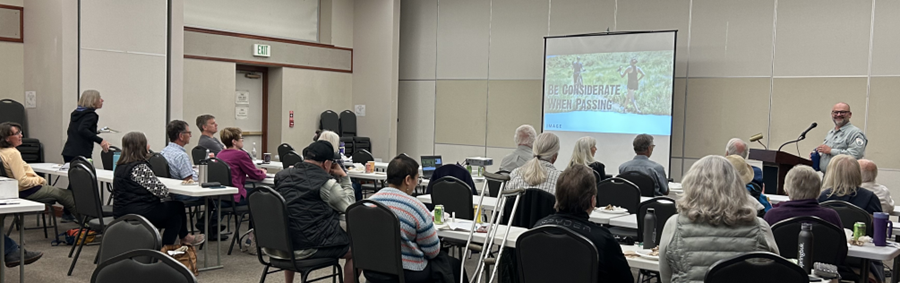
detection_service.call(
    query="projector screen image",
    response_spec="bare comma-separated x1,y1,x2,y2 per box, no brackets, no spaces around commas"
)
543,31,676,173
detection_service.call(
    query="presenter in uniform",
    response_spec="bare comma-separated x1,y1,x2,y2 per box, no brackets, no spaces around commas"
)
816,102,867,173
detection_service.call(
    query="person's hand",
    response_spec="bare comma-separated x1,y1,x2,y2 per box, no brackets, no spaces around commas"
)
330,163,347,177
100,140,111,152
816,144,832,155
260,168,267,174
617,66,623,72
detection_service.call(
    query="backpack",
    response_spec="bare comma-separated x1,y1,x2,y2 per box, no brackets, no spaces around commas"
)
52,228,98,246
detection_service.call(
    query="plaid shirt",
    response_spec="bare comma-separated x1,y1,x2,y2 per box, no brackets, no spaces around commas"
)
160,142,197,181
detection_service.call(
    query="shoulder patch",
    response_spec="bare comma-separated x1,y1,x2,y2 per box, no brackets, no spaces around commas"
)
856,138,864,146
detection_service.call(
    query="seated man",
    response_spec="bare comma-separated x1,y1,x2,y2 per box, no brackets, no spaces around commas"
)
271,141,354,283
1,235,41,268
368,155,467,283
619,134,668,196
0,122,79,219
859,159,895,214
726,138,764,187
195,114,224,154
500,124,537,172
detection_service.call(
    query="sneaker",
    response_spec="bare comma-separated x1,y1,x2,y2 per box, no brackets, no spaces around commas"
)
188,234,206,246
60,213,76,223
5,250,43,268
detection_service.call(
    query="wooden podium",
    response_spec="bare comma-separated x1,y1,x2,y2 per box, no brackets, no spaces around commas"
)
748,149,813,195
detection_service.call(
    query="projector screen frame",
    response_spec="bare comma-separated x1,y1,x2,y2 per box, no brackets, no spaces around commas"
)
540,30,678,178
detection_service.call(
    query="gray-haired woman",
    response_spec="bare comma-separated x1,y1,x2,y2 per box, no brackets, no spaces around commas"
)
505,133,561,195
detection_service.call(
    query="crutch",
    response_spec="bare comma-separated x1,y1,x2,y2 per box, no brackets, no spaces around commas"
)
461,172,523,283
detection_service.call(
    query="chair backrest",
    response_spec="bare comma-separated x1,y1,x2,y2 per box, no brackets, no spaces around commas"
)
280,151,303,169
704,252,807,283
277,143,293,162
71,156,96,173
487,170,510,197
0,99,26,134
820,200,874,236
339,110,356,137
69,163,105,219
351,149,374,165
190,146,207,165
346,200,406,283
0,156,6,177
426,164,477,195
618,171,657,197
596,177,641,213
247,187,296,261
502,188,556,229
771,216,847,265
100,146,122,171
147,153,171,178
202,158,232,186
431,176,474,220
637,197,677,244
517,225,598,283
91,249,197,283
99,214,162,264
320,110,340,133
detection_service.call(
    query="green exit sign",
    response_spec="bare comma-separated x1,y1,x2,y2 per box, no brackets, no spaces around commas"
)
253,44,271,57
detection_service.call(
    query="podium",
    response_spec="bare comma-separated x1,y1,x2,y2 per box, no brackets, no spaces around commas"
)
748,149,813,195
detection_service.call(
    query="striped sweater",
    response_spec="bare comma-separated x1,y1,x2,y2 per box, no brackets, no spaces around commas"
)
368,187,441,271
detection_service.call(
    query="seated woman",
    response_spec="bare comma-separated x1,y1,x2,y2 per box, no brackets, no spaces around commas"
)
215,127,267,205
0,122,79,218
724,155,768,214
113,132,204,246
764,165,843,227
567,136,606,181
534,165,633,282
506,133,561,195
659,155,779,283
367,155,467,283
818,154,882,214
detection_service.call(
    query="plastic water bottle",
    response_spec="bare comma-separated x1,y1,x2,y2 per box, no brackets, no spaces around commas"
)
206,149,211,159
798,223,814,274
643,208,658,249
251,142,258,159
339,142,345,156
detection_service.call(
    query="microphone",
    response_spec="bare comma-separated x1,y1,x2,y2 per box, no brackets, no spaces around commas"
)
798,122,817,139
749,133,763,142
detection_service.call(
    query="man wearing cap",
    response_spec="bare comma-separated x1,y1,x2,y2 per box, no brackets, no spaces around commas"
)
271,140,355,283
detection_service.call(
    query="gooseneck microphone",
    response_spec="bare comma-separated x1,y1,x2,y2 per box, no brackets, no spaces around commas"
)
778,122,817,152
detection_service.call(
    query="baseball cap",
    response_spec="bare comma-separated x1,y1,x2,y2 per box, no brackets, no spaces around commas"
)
303,140,336,162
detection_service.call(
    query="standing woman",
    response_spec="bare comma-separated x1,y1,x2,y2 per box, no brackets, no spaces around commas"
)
62,90,110,162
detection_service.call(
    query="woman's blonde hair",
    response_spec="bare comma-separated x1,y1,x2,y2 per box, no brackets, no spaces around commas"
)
78,90,102,108
568,136,596,169
677,155,758,226
519,133,560,186
784,165,821,200
220,127,242,148
317,130,341,152
823,154,862,197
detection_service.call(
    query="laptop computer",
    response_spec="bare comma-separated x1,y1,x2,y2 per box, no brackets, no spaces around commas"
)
420,155,442,179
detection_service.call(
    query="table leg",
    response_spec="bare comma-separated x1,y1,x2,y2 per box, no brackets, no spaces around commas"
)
197,196,224,272
859,259,869,283
217,196,222,266
203,196,209,270
18,214,23,283
1,215,4,283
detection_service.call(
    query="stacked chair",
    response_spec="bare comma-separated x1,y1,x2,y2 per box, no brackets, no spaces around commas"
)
318,110,371,157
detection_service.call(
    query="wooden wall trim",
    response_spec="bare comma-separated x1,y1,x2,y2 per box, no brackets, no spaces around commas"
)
0,4,23,43
185,54,353,73
184,26,352,51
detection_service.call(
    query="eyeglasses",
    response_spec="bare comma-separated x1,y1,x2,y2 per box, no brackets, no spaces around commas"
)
10,130,22,136
832,111,850,115
181,131,192,135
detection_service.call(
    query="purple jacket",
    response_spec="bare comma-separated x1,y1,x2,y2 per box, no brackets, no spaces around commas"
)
217,149,267,202
764,198,843,228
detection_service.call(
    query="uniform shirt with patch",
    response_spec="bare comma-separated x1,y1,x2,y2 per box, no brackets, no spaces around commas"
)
820,122,867,173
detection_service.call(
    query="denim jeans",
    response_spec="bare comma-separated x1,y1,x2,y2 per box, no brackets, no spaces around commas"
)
4,235,18,256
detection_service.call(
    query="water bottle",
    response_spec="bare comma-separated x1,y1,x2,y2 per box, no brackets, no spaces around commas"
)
198,160,208,184
251,142,258,159
874,212,893,246
643,208,658,249
339,142,346,156
798,223,814,274
206,149,211,159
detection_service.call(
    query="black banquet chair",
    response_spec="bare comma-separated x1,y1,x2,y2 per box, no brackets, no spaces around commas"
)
91,249,197,283
618,171,657,197
281,150,303,169
191,146,208,164
346,200,407,283
277,143,294,162
820,200,874,236
771,216,848,267
517,225,598,283
596,177,641,213
431,176,474,220
248,187,343,283
98,214,162,264
147,153,171,178
67,162,114,276
704,252,807,283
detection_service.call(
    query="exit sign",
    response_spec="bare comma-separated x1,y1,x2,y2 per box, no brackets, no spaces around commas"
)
253,44,271,57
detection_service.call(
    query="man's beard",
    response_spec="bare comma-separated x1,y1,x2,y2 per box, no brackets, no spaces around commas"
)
833,118,848,127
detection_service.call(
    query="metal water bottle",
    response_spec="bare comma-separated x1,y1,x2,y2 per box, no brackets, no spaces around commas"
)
798,223,814,274
643,208,658,249
198,160,208,184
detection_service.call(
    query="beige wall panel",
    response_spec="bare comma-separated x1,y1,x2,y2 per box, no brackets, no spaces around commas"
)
688,0,774,77
398,0,436,80
770,78,867,154
671,78,686,157
434,80,487,146
486,80,542,148
81,0,167,54
878,170,900,200
183,59,236,141
397,81,436,160
267,68,284,156
184,31,352,71
0,0,22,6
488,0,548,80
281,67,353,151
435,0,490,79
332,0,354,48
773,0,871,77
320,0,333,45
547,0,615,36
670,157,683,182
0,42,23,101
0,6,21,39
615,0,691,77
683,78,771,158
871,0,900,76
434,143,485,166
864,77,900,168
486,147,515,173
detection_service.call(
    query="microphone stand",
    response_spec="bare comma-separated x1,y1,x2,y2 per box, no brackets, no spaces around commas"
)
755,139,768,150
777,135,806,152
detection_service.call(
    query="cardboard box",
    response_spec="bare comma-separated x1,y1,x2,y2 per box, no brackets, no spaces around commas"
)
0,178,18,199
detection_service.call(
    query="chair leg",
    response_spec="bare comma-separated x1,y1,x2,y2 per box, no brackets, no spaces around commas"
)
227,214,242,255
41,209,48,238
68,216,88,258
52,211,59,243
259,265,269,283
67,226,88,276
336,264,344,283
188,206,196,234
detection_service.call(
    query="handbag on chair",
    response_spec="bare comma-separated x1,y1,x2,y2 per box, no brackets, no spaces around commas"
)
161,244,198,275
